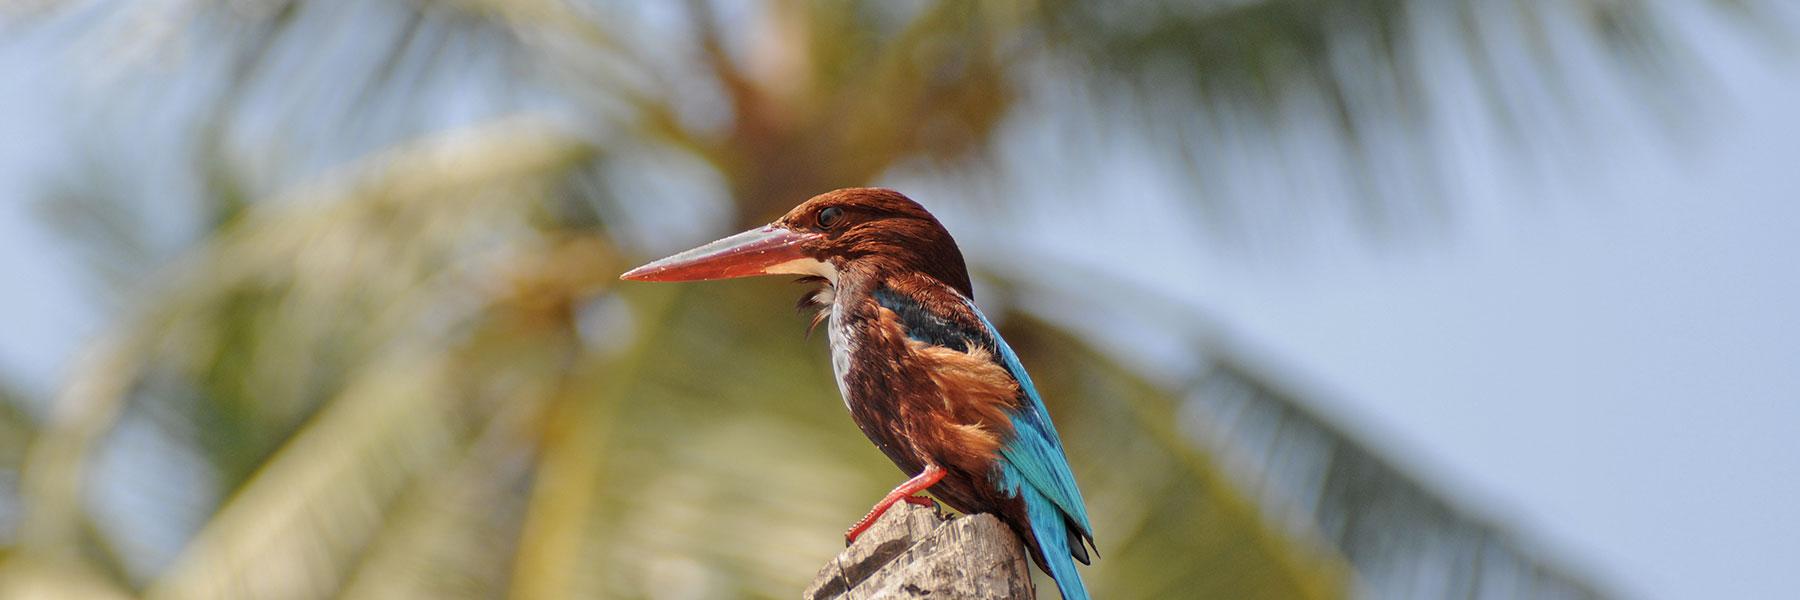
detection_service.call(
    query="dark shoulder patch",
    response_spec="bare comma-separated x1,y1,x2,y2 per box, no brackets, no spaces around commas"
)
873,287,984,352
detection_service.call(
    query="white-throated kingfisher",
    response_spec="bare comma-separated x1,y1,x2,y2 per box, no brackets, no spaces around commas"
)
621,188,1095,599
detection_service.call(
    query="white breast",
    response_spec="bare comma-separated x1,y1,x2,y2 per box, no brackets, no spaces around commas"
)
826,305,855,412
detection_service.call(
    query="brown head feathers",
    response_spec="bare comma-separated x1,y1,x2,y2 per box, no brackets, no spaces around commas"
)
776,188,975,298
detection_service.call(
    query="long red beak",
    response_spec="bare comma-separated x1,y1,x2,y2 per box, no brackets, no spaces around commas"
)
620,225,823,282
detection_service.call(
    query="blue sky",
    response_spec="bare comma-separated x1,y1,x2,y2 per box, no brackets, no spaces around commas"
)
4,5,1798,599
0,26,92,398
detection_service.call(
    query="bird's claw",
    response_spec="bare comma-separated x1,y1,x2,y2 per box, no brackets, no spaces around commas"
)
901,495,936,507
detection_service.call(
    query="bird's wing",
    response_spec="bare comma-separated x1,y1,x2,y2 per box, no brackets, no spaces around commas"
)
971,307,1096,541
873,286,1095,541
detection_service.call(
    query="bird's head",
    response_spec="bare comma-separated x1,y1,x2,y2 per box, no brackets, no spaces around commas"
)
620,187,972,296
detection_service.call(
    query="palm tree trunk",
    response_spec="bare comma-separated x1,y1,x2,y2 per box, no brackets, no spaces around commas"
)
805,501,1034,599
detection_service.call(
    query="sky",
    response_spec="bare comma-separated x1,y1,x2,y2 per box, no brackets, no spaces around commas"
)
3,5,1798,600
0,25,94,398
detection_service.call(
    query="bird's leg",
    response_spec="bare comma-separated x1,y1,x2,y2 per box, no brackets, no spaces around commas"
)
846,464,946,544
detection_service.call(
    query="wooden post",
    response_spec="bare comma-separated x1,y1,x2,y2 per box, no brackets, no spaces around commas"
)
804,501,1035,600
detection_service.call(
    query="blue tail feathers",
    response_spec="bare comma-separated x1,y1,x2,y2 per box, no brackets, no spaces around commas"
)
1022,483,1090,600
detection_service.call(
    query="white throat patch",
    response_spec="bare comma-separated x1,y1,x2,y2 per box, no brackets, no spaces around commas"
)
763,257,839,285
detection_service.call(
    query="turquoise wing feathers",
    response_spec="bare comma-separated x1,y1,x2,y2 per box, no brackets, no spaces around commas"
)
971,307,1095,539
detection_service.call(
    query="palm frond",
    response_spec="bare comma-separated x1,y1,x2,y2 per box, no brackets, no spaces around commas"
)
47,0,1765,239
9,116,592,588
1021,0,1743,236
1188,356,1606,599
992,266,1614,599
143,351,465,599
0,380,36,552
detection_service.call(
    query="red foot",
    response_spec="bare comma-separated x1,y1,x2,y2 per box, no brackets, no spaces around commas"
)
845,464,946,544
902,495,936,507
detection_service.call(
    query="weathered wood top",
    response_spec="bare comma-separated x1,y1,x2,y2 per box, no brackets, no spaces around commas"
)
804,502,1034,600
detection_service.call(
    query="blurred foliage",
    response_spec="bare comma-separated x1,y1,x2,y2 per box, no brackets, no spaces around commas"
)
0,119,1344,599
0,382,33,557
0,0,1766,598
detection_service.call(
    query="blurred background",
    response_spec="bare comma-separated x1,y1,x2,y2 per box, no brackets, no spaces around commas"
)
0,1,1796,598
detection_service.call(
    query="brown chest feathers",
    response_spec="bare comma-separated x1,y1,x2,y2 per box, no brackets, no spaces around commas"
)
873,305,1020,475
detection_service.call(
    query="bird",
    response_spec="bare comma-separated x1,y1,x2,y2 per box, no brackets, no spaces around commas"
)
620,187,1095,599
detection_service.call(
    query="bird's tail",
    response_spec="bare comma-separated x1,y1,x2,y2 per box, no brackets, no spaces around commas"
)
1023,486,1090,600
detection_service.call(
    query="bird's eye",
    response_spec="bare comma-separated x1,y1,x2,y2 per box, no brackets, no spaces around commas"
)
817,207,845,229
